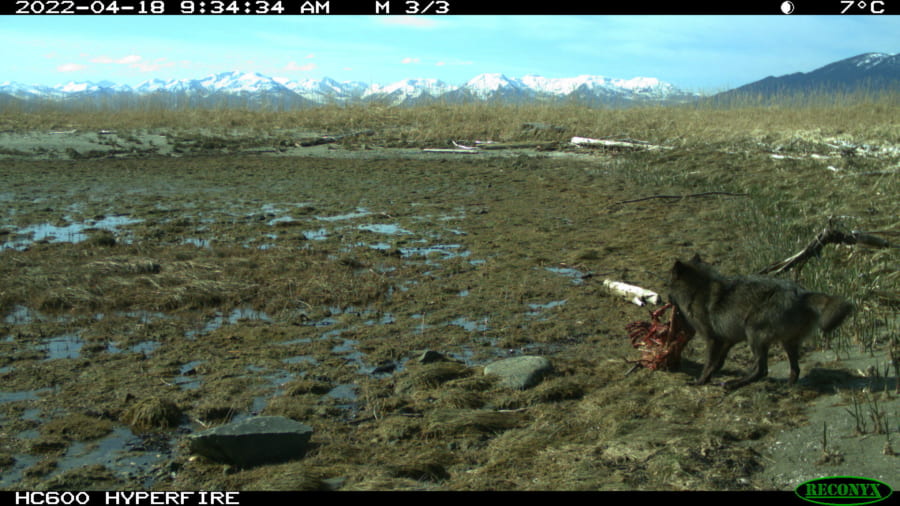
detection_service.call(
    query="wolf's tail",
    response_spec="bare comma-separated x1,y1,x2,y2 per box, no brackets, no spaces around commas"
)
806,293,854,333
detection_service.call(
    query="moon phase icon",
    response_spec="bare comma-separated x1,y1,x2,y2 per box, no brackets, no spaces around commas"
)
781,1,795,13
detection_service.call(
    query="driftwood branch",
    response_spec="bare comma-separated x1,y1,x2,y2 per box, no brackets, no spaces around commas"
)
759,224,895,276
422,148,480,154
423,140,559,154
478,141,558,151
571,136,671,151
603,279,662,306
296,129,375,147
614,191,749,205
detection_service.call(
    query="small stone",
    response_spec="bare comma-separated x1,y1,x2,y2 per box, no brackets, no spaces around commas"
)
483,356,553,390
418,350,449,364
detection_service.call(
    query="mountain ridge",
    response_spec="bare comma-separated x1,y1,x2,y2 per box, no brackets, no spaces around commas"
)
0,70,699,108
2,52,896,109
715,52,899,99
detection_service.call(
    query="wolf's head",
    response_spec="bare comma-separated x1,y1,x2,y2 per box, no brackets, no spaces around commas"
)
668,254,714,307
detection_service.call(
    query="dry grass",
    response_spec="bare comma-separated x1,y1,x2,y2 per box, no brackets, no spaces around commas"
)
2,91,897,149
0,239,405,317
1,96,897,491
121,397,184,432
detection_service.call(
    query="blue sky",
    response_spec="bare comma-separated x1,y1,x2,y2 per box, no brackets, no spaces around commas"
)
2,15,897,92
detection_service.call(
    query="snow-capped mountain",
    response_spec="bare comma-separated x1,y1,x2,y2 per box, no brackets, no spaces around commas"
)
1,70,696,109
279,77,369,103
134,72,291,95
3,53,896,110
464,74,532,98
54,80,131,95
363,78,454,103
0,81,53,100
520,74,673,97
716,52,899,99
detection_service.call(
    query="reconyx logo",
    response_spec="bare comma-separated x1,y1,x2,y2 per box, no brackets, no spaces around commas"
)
796,476,893,506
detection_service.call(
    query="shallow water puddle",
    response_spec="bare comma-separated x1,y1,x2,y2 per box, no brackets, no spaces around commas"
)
15,425,173,489
2,307,170,359
358,223,412,235
400,243,468,259
116,310,172,323
302,228,329,240
131,340,161,355
281,355,317,365
332,338,363,362
0,387,54,403
62,427,164,470
526,300,568,318
4,305,55,324
326,383,359,412
42,333,84,360
448,317,490,333
545,266,589,285
174,360,204,390
315,207,372,222
1,215,143,250
182,237,211,248
0,454,41,488
186,307,272,339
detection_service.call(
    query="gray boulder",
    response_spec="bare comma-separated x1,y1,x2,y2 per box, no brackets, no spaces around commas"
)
188,416,313,468
484,356,553,390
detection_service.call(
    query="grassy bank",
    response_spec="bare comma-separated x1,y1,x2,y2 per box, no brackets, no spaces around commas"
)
2,91,897,148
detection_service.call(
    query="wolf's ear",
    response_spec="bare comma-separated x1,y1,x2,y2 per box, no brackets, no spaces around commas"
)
672,259,689,277
689,253,703,264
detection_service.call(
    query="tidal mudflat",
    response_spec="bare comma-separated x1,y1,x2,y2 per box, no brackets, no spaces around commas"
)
0,124,897,490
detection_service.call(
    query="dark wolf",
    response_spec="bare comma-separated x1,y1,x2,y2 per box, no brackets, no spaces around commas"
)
668,255,853,389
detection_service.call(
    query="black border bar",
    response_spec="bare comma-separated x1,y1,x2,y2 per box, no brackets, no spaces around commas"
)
4,0,895,15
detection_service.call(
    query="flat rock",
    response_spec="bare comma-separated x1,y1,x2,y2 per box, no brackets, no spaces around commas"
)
483,355,553,390
418,350,449,364
188,416,313,468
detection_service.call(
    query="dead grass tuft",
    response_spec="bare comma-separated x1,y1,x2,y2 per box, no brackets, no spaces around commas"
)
424,408,529,438
89,257,161,275
121,397,183,432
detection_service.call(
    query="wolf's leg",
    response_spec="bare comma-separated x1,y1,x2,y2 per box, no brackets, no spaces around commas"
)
710,341,735,375
783,340,801,385
725,340,769,390
695,338,732,385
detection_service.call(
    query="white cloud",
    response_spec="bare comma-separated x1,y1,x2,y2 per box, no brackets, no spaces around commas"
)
86,53,173,72
118,55,142,65
57,63,87,72
91,54,143,65
401,57,420,64
285,61,316,71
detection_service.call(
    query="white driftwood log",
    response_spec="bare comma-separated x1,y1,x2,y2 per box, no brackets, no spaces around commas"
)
571,137,670,151
602,279,663,306
422,148,480,154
